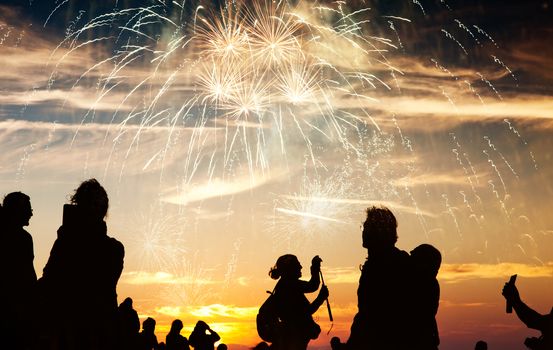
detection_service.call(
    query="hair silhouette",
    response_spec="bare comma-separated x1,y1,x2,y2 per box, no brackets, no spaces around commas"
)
70,178,109,219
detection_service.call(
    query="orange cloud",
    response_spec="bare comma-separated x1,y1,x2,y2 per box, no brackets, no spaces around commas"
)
439,262,553,283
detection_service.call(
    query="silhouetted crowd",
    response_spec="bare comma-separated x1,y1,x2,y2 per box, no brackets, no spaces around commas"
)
1,179,552,350
0,180,226,350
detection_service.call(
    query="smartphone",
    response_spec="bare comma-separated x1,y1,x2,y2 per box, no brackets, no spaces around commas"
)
506,274,517,313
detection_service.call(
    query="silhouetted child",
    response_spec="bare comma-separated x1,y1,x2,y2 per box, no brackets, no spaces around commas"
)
411,243,441,350
138,317,159,350
475,340,487,350
216,344,227,350
118,297,140,350
0,192,36,350
166,319,189,350
189,320,220,350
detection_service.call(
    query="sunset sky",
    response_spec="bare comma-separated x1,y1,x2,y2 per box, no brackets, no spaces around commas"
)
1,0,553,349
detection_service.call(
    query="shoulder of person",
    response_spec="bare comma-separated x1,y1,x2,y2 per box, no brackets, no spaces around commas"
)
105,236,125,256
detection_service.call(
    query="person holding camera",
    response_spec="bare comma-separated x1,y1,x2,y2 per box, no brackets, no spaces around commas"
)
268,254,329,350
502,278,553,350
38,179,124,350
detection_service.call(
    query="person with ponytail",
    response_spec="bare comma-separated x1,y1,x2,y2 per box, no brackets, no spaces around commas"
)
269,254,329,350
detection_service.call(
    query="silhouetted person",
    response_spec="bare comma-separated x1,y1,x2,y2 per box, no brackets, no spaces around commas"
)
189,320,220,350
166,319,190,350
269,254,329,350
411,243,441,350
346,206,413,350
216,344,227,350
138,317,159,350
502,279,553,350
118,297,140,350
475,340,487,350
0,192,36,350
330,336,343,350
38,179,124,350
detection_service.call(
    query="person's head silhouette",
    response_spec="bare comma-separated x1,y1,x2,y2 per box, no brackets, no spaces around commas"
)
120,297,133,309
3,192,32,227
269,254,302,280
362,206,397,256
143,317,156,334
330,336,342,350
475,340,487,350
411,244,442,277
170,319,183,334
71,178,108,220
217,344,228,350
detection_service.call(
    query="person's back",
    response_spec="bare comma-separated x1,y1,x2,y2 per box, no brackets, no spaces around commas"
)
0,192,36,350
347,206,413,350
189,320,220,350
138,317,159,350
411,244,441,350
38,179,124,350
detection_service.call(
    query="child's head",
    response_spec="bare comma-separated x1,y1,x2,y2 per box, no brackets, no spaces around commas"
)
411,244,441,277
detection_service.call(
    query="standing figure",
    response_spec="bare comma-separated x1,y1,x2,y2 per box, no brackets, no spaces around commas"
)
411,244,441,350
0,192,36,350
189,321,220,350
346,206,413,350
166,319,190,350
269,254,329,350
39,179,125,350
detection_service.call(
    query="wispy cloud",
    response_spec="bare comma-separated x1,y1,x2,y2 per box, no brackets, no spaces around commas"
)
323,262,553,285
188,304,258,319
162,168,291,206
120,271,216,285
439,262,553,283
280,195,438,218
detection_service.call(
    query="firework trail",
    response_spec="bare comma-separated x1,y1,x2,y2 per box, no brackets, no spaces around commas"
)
126,202,188,273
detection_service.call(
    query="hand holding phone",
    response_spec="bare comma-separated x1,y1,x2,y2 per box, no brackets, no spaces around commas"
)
506,274,517,313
